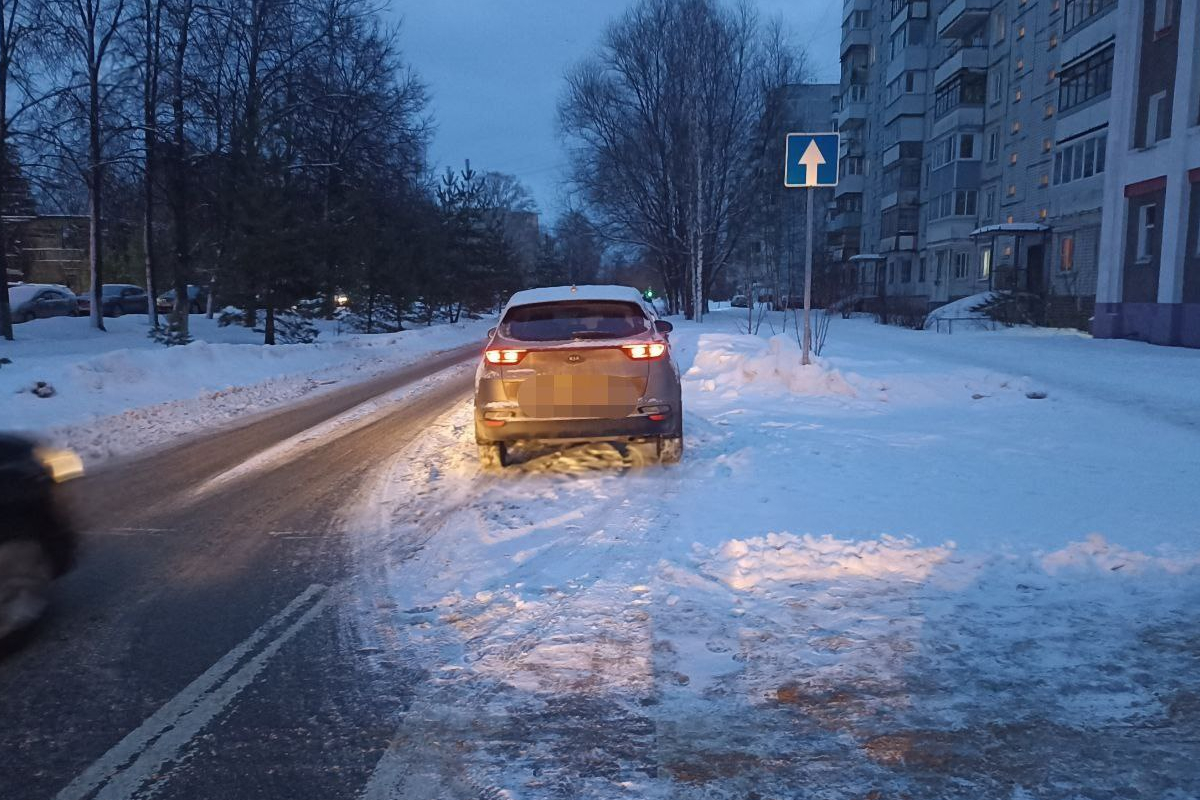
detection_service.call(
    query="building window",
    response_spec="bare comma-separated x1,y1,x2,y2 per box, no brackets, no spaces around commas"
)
935,72,987,118
988,131,1000,161
1049,33,1058,49
851,9,870,27
1146,91,1170,145
1053,132,1107,185
959,134,976,159
1043,138,1053,153
1016,58,1025,72
1041,173,1050,187
985,188,997,219
1014,86,1023,102
1064,0,1116,34
901,259,913,283
1040,208,1049,220
1154,0,1175,32
888,261,896,283
1060,236,1075,272
980,248,993,280
1012,120,1022,134
1018,25,1026,38
1058,45,1114,112
1008,184,1017,197
918,257,927,282
993,11,1007,43
1010,152,1019,165
935,250,948,283
953,252,969,279
1045,104,1055,118
1136,203,1157,261
991,71,1004,104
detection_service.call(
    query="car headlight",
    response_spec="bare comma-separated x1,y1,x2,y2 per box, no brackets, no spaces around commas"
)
34,447,84,483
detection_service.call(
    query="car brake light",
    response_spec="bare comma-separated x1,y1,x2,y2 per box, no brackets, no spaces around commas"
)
621,342,667,360
484,348,527,365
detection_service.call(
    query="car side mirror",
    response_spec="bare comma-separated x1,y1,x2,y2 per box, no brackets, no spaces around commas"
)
487,327,497,338
654,320,673,333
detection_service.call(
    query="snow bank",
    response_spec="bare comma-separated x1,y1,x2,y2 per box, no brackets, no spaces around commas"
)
923,290,999,331
685,333,856,398
698,532,954,590
0,314,493,463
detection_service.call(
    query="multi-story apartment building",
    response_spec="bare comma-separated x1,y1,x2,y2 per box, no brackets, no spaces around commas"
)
1094,0,1200,348
833,0,1116,326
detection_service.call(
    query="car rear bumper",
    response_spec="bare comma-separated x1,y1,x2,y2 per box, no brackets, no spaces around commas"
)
474,409,681,445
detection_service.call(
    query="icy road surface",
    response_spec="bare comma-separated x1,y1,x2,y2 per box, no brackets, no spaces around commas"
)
344,311,1200,800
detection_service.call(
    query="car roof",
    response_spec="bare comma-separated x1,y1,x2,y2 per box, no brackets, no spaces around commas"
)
502,285,650,314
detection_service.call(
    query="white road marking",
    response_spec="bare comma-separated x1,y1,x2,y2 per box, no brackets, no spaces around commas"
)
54,584,331,800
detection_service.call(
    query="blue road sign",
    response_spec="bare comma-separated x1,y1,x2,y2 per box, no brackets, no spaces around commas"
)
784,133,840,188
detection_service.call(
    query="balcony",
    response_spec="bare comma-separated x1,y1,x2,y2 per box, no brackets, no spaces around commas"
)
834,174,864,197
841,27,871,56
836,84,869,129
883,93,926,124
936,0,990,39
934,44,987,88
829,211,863,233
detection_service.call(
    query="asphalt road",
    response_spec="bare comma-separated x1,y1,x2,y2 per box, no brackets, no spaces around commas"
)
0,344,479,800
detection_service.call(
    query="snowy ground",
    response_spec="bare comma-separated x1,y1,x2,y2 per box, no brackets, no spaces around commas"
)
0,314,492,464
341,310,1200,799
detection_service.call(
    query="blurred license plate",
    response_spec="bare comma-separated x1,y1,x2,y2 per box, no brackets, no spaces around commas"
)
517,375,637,419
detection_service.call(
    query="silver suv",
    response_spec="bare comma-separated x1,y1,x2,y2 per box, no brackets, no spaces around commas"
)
475,285,683,468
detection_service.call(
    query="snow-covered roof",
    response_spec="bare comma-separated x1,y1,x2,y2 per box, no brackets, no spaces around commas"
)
848,253,885,262
970,223,1050,237
503,285,647,312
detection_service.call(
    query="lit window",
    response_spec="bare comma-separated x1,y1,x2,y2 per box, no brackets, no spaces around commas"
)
1014,87,1023,102
980,248,993,279
1008,184,1017,197
1018,25,1026,38
1016,59,1025,72
1010,152,1019,165
1012,120,1022,134
1041,174,1050,187
1004,243,1013,254
1045,104,1055,118
1040,208,1048,220
1060,236,1075,272
1049,34,1058,49
1006,216,1014,225
1043,138,1053,153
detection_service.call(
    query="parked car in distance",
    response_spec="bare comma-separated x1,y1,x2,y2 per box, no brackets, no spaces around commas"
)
475,285,683,469
76,284,149,317
157,285,209,314
774,294,805,311
730,294,748,308
8,284,78,323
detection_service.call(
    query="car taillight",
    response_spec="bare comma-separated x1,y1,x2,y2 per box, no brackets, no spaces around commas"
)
622,342,667,360
484,348,527,365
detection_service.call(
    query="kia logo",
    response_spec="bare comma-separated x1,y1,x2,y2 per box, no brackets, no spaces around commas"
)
566,354,583,364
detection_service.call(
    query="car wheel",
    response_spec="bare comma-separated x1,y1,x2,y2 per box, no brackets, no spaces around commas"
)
109,305,123,318
478,443,508,471
658,435,683,465
0,540,53,640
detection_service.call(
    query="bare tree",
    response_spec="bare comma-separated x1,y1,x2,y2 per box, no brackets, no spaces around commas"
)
138,0,165,326
560,0,805,319
41,0,129,331
0,0,50,340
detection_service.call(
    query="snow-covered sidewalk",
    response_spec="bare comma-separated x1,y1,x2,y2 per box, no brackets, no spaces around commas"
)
342,310,1200,799
0,315,492,464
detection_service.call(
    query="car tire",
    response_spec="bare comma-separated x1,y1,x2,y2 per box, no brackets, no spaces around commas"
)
478,443,508,471
109,305,123,318
658,435,683,464
0,540,53,640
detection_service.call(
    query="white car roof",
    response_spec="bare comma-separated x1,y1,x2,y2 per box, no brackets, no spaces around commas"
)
502,285,650,315
9,283,71,303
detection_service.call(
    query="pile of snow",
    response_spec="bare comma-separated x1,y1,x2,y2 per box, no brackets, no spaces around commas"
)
0,314,493,463
699,532,954,591
685,333,856,398
923,290,999,331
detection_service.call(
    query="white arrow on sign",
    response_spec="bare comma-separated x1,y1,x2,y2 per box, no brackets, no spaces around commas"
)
798,139,826,187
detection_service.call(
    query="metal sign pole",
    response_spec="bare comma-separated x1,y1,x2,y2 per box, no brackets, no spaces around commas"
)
803,189,813,365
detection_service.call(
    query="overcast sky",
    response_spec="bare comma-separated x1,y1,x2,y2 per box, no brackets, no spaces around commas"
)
395,0,842,223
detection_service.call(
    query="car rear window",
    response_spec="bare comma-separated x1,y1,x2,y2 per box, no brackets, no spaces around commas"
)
500,301,649,342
